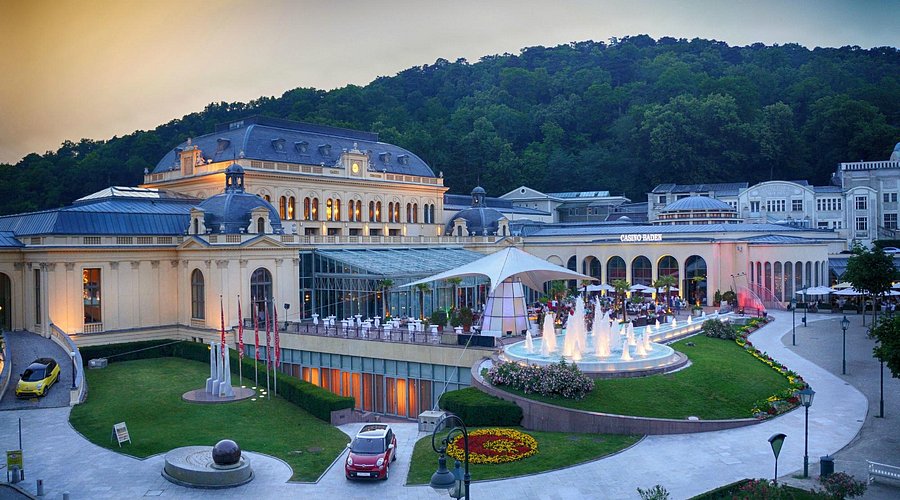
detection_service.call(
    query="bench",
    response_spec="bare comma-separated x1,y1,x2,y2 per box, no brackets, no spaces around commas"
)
867,460,900,484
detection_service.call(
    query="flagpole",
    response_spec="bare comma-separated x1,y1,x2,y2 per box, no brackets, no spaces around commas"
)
237,295,244,387
265,299,271,400
274,303,279,398
253,300,259,390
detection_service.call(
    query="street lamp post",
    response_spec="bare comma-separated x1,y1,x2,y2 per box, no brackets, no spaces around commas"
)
798,387,816,478
69,351,76,389
803,298,808,326
791,297,797,346
841,315,850,375
430,414,470,500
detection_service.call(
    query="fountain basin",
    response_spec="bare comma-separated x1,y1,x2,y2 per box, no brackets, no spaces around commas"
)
162,446,253,488
503,335,682,375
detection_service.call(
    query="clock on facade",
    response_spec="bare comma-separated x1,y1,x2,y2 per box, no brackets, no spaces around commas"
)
351,162,360,174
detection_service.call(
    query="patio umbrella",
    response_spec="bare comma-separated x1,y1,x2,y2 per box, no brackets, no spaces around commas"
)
834,288,864,296
807,286,835,295
586,283,615,292
629,284,652,293
833,282,854,289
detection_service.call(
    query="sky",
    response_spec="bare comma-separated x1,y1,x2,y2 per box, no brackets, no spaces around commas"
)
0,0,897,164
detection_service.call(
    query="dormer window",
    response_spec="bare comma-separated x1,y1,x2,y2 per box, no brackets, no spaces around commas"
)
379,152,392,164
216,138,231,153
294,141,309,154
272,138,286,153
318,144,332,157
397,154,409,165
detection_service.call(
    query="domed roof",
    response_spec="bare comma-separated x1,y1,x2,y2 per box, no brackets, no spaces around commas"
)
471,186,486,196
197,165,282,234
661,196,733,212
891,142,900,162
445,206,505,236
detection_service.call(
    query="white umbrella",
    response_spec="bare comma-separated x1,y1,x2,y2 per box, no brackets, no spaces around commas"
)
629,284,652,292
834,288,864,296
808,286,835,295
586,283,615,292
401,247,593,294
833,282,854,290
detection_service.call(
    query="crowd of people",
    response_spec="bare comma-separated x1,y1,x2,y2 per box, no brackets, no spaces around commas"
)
536,294,691,329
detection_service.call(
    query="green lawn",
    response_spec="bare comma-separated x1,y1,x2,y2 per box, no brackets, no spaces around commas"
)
69,357,349,482
501,335,790,419
407,427,640,484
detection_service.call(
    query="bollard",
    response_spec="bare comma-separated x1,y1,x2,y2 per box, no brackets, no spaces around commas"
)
820,455,834,477
36,478,44,496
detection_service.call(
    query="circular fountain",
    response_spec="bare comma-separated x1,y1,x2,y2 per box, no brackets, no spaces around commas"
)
502,297,704,377
162,439,254,488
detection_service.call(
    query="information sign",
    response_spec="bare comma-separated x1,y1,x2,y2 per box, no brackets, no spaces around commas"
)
112,422,131,447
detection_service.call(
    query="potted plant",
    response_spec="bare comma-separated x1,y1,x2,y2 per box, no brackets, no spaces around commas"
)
458,307,474,332
691,304,703,317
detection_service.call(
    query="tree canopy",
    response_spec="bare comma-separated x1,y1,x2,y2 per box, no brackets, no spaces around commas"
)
2,37,898,215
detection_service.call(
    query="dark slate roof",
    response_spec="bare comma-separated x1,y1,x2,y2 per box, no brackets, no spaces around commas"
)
153,116,435,178
0,231,23,247
198,191,283,234
443,194,549,216
445,206,506,236
547,190,612,198
744,235,818,244
661,196,734,212
650,183,748,195
0,188,199,236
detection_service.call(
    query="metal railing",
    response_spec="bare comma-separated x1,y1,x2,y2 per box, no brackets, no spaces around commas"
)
49,323,87,405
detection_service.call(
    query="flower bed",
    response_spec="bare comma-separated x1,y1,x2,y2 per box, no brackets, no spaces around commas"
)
446,428,538,464
486,360,594,400
730,317,810,418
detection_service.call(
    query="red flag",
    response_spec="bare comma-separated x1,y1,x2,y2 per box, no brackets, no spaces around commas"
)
265,303,271,371
253,302,259,362
237,298,244,359
274,305,280,368
219,296,226,364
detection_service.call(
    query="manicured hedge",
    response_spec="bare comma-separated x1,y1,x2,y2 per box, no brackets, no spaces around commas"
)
439,387,523,426
79,339,353,422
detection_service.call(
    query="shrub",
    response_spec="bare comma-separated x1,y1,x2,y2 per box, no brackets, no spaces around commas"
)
487,360,594,400
702,319,737,340
80,339,352,422
819,472,867,499
438,387,523,426
430,309,448,327
637,484,670,500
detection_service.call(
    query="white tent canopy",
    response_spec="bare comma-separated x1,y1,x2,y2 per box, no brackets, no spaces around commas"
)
400,247,593,293
586,284,616,292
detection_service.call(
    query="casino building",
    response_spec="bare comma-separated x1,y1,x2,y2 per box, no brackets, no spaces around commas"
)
0,116,881,418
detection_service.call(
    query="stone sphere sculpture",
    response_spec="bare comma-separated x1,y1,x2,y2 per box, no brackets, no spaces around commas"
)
212,439,241,466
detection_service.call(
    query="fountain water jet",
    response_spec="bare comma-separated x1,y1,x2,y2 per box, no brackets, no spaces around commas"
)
620,338,632,361
540,313,556,356
524,331,534,353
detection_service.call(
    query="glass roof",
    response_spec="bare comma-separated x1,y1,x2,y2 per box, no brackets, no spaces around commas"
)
314,247,484,278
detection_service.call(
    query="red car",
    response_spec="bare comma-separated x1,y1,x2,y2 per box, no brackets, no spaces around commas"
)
345,424,397,480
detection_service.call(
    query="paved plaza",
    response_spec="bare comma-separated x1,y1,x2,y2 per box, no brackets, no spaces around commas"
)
0,310,897,499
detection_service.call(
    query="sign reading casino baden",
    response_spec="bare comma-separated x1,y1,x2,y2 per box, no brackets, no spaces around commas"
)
619,233,663,242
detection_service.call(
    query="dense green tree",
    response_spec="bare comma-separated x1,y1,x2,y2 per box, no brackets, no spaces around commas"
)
843,245,897,324
1,38,898,215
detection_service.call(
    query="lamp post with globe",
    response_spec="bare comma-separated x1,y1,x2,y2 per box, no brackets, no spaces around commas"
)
798,387,816,478
430,414,470,500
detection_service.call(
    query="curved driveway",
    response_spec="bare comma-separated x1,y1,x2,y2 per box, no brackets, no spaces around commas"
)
0,312,873,498
1,331,75,410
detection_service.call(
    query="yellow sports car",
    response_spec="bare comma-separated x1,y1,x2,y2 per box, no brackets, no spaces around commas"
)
15,358,60,398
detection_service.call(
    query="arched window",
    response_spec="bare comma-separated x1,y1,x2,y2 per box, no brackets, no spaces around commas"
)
376,201,382,222
607,256,626,282
288,197,295,220
279,196,287,219
566,256,578,289
263,194,271,203
658,255,679,279
353,200,361,221
257,217,265,234
631,256,652,286
413,203,418,223
326,199,334,221
430,205,435,224
406,203,412,223
312,198,319,220
191,269,205,320
388,202,395,223
192,218,199,234
334,199,341,221
685,255,708,305
369,201,375,222
250,268,273,324
304,197,311,220
774,262,783,301
0,273,10,331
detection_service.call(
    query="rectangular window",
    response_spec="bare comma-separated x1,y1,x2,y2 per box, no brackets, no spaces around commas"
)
750,201,760,212
885,213,898,229
792,199,803,211
34,268,41,324
856,196,867,210
83,268,102,324
657,195,667,204
817,221,829,229
883,193,897,203
856,217,868,231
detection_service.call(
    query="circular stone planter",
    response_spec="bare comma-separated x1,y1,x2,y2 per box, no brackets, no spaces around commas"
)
162,446,253,488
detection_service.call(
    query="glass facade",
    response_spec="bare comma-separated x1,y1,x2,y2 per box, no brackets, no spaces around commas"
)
265,347,470,418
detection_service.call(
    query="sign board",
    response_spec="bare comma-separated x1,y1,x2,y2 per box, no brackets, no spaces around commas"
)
6,450,22,468
619,233,663,243
112,422,131,447
768,433,786,458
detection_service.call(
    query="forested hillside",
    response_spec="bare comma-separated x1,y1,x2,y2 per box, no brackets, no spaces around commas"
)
2,35,898,215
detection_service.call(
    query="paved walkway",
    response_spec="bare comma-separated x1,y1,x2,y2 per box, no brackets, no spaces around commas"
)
0,311,891,499
0,331,75,410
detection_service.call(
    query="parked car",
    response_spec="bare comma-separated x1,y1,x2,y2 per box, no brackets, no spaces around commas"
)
345,423,397,480
15,358,60,398
883,247,900,254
